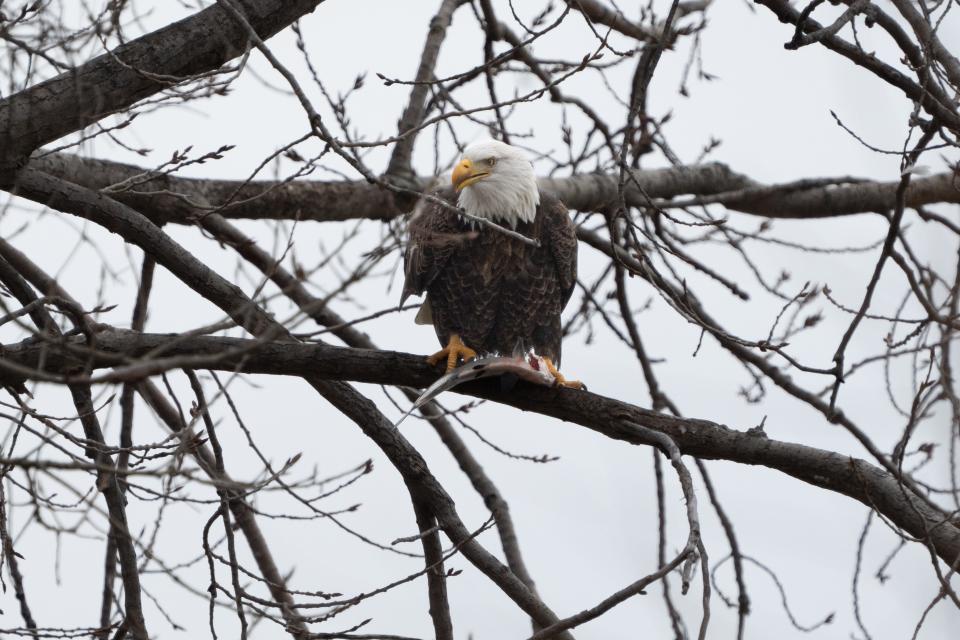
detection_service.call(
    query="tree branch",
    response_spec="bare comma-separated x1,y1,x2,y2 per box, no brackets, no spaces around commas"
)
4,327,959,566
0,259,148,639
564,0,658,43
0,0,325,175
756,0,960,133
383,0,463,194
28,153,960,224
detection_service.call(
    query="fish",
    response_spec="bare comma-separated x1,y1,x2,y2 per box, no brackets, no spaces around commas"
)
394,350,557,427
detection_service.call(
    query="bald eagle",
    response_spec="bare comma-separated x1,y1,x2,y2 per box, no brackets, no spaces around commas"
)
401,140,581,388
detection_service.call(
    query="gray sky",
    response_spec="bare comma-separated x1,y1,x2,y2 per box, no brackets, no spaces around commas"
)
1,1,959,638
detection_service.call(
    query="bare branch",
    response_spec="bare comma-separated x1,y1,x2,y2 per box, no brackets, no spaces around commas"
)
0,0,325,175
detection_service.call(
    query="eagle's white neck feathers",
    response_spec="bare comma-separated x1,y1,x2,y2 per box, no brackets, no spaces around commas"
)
456,140,540,226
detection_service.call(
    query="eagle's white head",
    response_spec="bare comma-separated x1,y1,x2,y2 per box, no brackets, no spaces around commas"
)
452,139,540,226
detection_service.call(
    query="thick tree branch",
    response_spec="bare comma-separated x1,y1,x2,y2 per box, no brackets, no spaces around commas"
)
3,328,959,566
28,153,960,224
0,0,325,175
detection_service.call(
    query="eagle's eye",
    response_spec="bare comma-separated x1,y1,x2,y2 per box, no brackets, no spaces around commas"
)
485,157,497,167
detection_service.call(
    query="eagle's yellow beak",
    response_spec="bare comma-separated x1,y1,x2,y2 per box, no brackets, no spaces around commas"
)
452,158,489,191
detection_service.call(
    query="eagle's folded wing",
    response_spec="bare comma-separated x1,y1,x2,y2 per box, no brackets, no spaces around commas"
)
401,191,463,306
541,194,578,308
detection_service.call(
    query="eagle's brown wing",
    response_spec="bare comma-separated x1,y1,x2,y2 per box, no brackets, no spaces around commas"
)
400,189,464,305
539,193,577,309
492,192,578,366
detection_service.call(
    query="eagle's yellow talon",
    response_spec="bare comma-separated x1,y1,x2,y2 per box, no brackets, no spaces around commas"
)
427,334,477,373
543,357,583,390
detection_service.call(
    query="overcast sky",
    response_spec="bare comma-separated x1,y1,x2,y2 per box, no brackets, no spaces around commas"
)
2,1,959,638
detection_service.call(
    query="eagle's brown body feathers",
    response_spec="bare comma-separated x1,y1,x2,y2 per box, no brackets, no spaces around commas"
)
402,189,577,365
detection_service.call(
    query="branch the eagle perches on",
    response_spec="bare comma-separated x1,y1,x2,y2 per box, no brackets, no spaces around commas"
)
1,327,958,567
